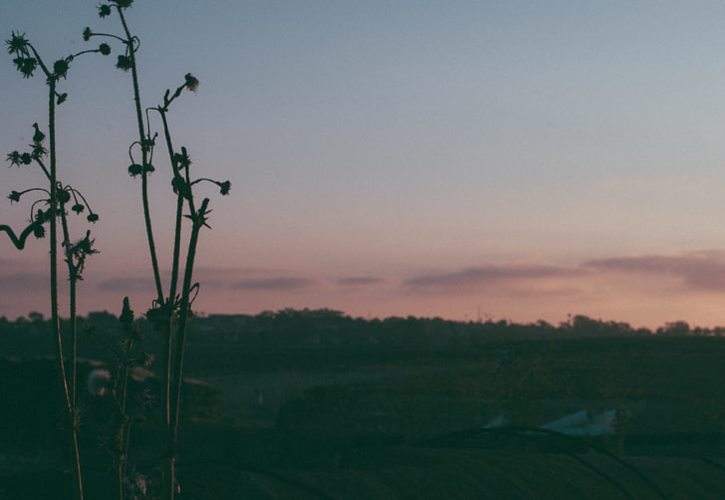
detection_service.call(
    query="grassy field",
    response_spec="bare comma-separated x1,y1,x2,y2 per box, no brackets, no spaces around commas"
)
3,315,725,497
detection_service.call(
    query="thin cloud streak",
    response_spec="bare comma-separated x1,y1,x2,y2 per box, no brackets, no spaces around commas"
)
584,253,725,292
232,277,315,291
0,272,48,292
403,252,725,296
403,264,583,292
337,276,384,286
97,266,288,292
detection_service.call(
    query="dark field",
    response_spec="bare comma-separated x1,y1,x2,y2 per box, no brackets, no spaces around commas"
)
2,312,725,498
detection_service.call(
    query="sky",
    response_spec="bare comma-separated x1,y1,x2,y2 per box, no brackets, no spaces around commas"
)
3,1,725,327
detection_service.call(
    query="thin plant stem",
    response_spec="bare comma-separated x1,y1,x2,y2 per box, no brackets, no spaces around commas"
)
59,203,79,411
164,318,175,430
48,79,85,500
117,7,164,306
117,335,133,500
158,109,184,306
167,198,209,500
158,108,184,432
114,297,141,500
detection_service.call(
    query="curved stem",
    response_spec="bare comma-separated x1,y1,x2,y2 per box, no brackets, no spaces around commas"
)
0,221,40,250
189,177,218,187
89,32,127,44
128,141,140,164
69,188,96,215
27,43,51,78
29,198,49,222
15,187,51,198
70,49,101,59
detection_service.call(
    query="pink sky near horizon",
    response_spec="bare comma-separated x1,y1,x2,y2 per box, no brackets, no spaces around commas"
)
4,248,725,329
4,2,725,328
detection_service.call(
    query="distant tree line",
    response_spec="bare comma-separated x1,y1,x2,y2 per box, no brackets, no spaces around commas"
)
2,310,724,355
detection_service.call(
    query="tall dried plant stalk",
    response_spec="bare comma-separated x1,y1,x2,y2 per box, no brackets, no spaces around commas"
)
89,2,230,497
4,31,105,500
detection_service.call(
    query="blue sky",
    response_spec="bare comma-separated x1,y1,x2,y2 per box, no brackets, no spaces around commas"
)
3,1,725,326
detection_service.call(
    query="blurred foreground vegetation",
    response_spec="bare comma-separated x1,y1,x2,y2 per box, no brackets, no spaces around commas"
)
2,309,725,498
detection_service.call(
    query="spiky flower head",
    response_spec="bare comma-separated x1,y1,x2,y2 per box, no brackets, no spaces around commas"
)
7,151,21,167
72,203,85,214
184,73,199,92
8,191,21,203
53,59,70,79
70,231,98,257
6,32,29,56
31,143,48,160
87,213,99,223
99,43,111,56
219,181,231,196
82,27,93,42
13,56,37,78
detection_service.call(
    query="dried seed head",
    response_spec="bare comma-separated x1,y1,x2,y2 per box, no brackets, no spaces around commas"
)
128,163,143,177
14,56,37,78
98,4,112,18
116,54,132,71
31,143,47,160
32,222,45,239
7,151,21,166
6,32,29,55
32,123,45,144
58,190,71,204
53,59,70,79
184,73,199,92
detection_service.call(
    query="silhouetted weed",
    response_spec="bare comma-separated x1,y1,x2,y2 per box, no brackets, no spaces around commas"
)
3,29,108,500
89,2,230,498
